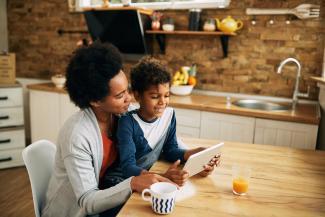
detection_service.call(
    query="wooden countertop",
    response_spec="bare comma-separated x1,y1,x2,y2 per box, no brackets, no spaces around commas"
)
311,76,325,85
118,137,325,217
27,83,320,124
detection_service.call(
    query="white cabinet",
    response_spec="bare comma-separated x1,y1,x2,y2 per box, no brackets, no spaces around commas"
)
0,85,25,169
254,118,318,150
175,108,255,143
175,108,318,149
30,90,78,143
174,108,201,138
200,111,255,143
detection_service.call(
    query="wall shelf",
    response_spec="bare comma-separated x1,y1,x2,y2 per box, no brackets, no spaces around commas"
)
146,30,236,58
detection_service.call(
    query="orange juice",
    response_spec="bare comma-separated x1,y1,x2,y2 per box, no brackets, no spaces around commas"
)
232,177,248,195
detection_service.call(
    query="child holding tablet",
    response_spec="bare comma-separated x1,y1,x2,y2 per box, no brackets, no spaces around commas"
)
115,57,220,186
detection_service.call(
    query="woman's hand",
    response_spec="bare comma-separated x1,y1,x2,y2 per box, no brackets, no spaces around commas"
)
198,154,221,177
163,160,189,187
130,173,175,193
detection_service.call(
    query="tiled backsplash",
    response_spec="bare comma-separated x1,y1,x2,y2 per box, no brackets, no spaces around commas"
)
8,0,325,99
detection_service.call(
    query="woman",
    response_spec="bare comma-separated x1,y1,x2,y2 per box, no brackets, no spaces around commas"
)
41,42,171,217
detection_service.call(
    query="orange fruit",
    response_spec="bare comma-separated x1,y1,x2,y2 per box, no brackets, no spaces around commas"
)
188,76,197,86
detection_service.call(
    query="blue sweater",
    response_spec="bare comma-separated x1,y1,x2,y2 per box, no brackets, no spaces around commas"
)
116,107,185,178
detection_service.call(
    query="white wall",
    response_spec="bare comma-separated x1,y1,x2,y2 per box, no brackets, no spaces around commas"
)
16,78,50,144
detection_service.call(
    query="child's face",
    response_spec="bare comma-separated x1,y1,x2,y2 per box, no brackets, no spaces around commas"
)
136,83,170,121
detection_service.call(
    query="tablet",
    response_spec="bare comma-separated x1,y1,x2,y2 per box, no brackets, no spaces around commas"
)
183,142,224,177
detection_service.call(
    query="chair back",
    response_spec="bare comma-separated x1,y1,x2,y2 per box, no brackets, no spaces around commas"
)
22,140,56,217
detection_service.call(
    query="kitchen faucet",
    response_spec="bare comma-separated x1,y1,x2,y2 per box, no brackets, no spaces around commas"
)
277,58,310,110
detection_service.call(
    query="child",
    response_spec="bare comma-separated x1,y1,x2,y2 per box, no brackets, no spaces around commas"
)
116,57,219,186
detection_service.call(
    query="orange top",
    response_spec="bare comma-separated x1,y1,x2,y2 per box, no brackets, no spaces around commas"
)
100,132,117,178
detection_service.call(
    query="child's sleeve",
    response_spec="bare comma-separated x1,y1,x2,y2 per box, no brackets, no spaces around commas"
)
162,110,186,163
116,115,143,177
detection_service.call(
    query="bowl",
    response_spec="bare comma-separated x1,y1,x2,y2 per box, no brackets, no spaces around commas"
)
162,24,175,31
51,74,66,89
170,85,194,96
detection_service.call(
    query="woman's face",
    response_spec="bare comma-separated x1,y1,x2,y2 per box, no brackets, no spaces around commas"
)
95,70,131,115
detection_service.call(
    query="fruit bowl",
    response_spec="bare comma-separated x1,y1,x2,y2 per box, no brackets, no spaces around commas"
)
170,85,194,96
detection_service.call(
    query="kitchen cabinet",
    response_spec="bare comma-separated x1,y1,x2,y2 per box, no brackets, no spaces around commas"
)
176,107,318,149
30,90,78,143
254,118,318,149
0,84,25,169
200,111,255,143
27,85,319,150
174,108,201,138
175,108,256,143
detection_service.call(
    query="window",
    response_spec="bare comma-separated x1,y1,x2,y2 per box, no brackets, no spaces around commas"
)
85,0,231,10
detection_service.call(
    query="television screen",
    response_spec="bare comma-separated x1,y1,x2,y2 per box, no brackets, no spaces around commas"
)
84,10,151,55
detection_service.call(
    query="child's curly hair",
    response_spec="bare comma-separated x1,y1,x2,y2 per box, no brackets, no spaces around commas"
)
130,56,171,94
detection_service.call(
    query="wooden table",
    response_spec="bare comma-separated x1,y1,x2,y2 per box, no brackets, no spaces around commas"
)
117,138,325,217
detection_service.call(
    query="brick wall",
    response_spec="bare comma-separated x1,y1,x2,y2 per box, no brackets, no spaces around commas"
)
8,0,325,99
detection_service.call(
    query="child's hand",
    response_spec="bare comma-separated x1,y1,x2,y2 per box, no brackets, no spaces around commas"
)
130,173,176,193
198,154,221,177
163,160,189,186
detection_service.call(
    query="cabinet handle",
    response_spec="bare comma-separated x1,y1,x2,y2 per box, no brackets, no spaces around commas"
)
0,115,9,120
0,96,8,100
0,139,11,144
0,157,12,162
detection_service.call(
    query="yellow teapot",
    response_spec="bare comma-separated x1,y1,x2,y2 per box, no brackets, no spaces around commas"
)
215,16,243,33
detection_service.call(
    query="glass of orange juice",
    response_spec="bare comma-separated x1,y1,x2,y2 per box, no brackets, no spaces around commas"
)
232,165,251,195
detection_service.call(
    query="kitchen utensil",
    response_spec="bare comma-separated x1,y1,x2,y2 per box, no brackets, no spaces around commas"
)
246,4,320,19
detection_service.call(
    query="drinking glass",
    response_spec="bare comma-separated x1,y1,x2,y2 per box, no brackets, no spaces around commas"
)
232,165,251,195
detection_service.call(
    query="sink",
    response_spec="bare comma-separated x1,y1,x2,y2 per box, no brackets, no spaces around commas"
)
232,99,290,111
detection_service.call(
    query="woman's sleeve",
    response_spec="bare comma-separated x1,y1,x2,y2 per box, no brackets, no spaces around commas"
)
116,115,143,177
162,110,186,163
62,139,133,215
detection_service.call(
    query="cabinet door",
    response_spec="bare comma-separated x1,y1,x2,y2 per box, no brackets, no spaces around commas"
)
254,118,318,150
0,128,25,150
200,111,255,143
0,87,23,107
0,107,24,127
174,108,201,138
30,90,60,143
59,94,79,126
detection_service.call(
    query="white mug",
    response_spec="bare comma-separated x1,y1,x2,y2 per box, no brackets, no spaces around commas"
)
141,182,178,214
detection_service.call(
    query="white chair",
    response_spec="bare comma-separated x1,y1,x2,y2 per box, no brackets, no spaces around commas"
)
22,140,56,217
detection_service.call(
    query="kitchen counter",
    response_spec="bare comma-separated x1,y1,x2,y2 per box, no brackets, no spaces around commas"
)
27,83,320,125
311,76,325,85
118,137,325,217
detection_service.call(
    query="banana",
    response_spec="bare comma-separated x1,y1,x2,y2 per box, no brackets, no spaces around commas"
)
173,71,180,81
182,69,189,85
172,80,182,86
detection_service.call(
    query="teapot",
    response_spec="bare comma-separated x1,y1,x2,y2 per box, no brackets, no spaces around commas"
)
215,16,243,33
